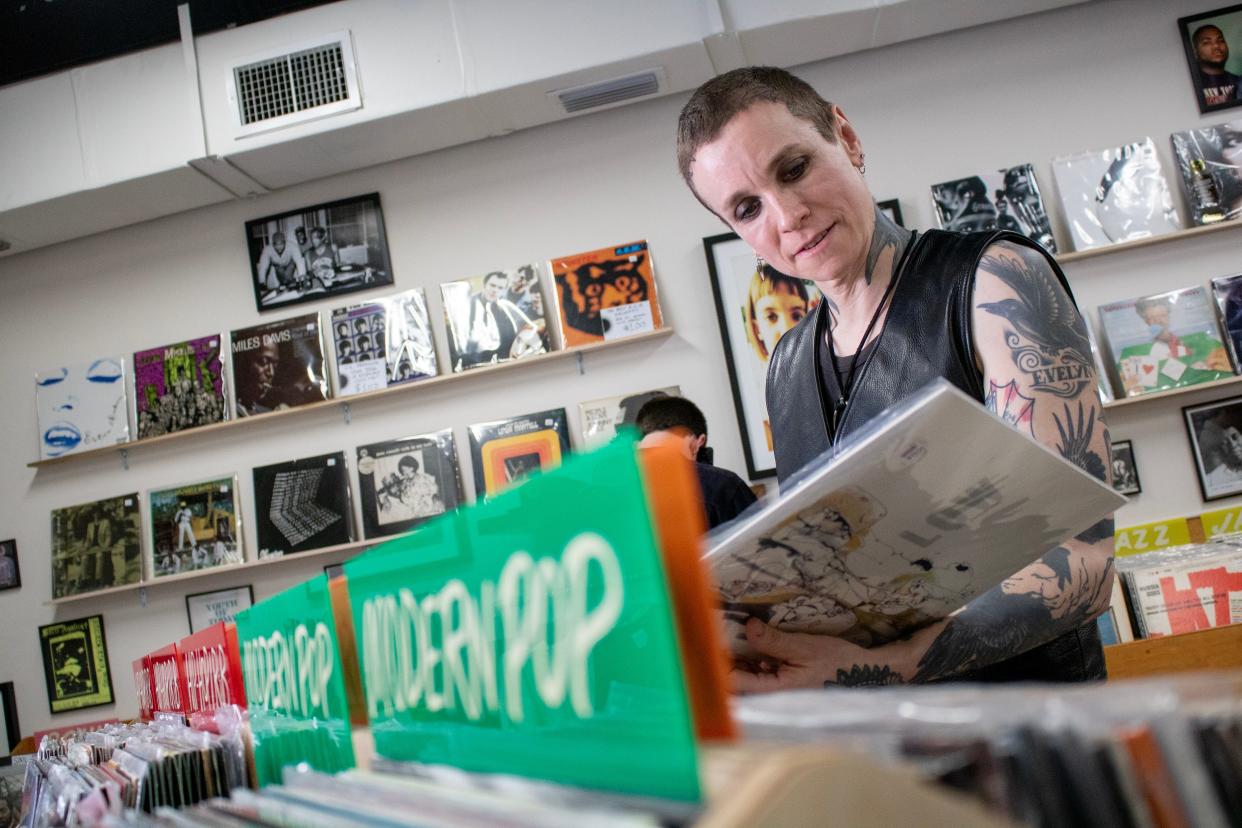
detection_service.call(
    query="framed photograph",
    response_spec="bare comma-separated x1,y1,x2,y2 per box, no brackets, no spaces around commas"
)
0,539,19,591
1183,395,1242,501
703,232,823,479
37,615,113,714
1180,5,1242,114
1109,440,1142,496
876,198,904,227
245,192,394,312
185,585,255,633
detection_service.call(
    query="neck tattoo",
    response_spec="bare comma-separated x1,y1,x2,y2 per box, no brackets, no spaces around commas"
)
864,208,910,287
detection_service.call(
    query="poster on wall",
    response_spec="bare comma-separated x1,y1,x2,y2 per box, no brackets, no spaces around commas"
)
34,356,130,460
1178,5,1242,114
0,539,19,592
133,334,228,438
185,585,254,634
37,615,114,714
703,232,822,479
441,265,552,372
1184,395,1242,501
244,192,394,312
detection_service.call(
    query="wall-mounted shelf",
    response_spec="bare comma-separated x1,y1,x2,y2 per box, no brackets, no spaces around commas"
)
1104,623,1242,679
28,328,675,470
1056,217,1242,264
1103,374,1242,411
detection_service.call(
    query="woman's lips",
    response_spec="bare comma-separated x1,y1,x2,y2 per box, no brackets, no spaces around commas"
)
795,226,831,259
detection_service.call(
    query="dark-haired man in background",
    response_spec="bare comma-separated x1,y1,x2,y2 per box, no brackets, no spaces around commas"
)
1193,24,1240,106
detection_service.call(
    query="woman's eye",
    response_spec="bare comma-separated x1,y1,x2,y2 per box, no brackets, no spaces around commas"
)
734,199,760,222
782,158,808,181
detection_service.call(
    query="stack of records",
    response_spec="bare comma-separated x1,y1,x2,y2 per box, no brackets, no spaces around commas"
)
50,494,142,598
230,313,330,416
148,476,243,577
133,335,228,438
330,289,439,396
35,356,130,460
1169,121,1242,226
929,163,1057,252
1116,538,1242,638
441,265,552,372
578,386,680,448
252,452,354,557
355,430,464,538
549,241,664,347
468,408,571,498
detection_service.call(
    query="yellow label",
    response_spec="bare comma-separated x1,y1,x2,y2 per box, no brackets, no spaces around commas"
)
1199,504,1242,538
1113,518,1192,556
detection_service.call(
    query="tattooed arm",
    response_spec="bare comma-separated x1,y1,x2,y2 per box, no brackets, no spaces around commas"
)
733,240,1114,691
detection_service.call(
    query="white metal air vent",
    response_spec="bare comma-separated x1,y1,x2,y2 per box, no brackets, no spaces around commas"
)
550,68,665,114
227,31,361,137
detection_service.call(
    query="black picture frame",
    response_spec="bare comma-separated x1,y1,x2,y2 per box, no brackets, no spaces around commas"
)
1178,4,1242,114
245,192,394,312
37,615,114,715
0,539,19,592
877,198,905,227
1109,440,1142,496
1183,395,1242,501
184,584,255,633
0,681,19,753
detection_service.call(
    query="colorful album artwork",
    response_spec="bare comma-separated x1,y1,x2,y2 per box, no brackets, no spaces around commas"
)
579,386,681,448
331,289,439,396
252,452,354,557
38,615,113,714
230,313,330,416
148,476,243,577
441,265,552,372
35,356,130,460
549,240,664,347
356,430,464,538
468,408,571,498
133,334,228,438
50,494,142,599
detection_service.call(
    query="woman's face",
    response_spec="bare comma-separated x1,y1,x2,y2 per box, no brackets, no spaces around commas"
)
690,101,874,287
753,288,808,357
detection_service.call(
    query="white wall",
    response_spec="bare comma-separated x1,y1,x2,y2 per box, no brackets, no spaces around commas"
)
0,0,1232,735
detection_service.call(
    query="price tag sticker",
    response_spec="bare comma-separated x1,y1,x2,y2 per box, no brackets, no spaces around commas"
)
601,301,654,341
1114,517,1192,557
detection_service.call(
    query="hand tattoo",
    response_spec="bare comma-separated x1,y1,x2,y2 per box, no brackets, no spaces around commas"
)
826,664,904,687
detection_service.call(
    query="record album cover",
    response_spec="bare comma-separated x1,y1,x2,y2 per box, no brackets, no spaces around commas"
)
579,386,681,448
35,356,130,460
1050,138,1182,251
1170,121,1242,225
50,493,142,599
148,476,243,577
468,408,570,498
1210,273,1242,372
356,430,463,538
930,163,1057,252
1119,541,1242,638
133,334,228,438
230,313,330,416
252,452,353,557
549,240,664,347
331,289,439,396
1098,286,1232,397
38,615,113,714
441,265,551,372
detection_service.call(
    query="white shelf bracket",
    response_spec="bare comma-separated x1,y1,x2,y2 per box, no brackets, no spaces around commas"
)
576,352,585,375
342,403,352,425
138,587,148,608
120,449,130,471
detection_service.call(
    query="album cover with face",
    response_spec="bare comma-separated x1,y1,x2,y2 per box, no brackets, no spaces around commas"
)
929,163,1057,252
1097,286,1232,398
441,264,552,372
1050,138,1182,252
133,334,228,439
148,475,243,577
252,452,354,557
331,289,439,396
579,386,681,449
230,313,329,417
35,356,130,460
548,240,664,347
1170,121,1242,226
50,493,142,599
356,430,463,538
468,408,570,498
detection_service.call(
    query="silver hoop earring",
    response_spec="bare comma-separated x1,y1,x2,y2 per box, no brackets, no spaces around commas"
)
858,152,866,175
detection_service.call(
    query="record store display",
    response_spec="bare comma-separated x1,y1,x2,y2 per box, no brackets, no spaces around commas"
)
330,288,439,396
1050,137,1182,251
549,240,664,347
1210,272,1242,371
929,163,1057,252
37,614,113,714
1097,286,1233,397
356,430,463,539
579,386,680,448
1170,120,1242,225
34,355,130,460
441,265,552,372
252,452,354,557
148,476,243,577
230,313,330,416
50,493,142,599
468,407,571,498
1117,537,1242,637
133,334,228,438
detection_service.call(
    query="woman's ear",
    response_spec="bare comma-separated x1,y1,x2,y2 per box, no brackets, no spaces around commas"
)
832,105,864,168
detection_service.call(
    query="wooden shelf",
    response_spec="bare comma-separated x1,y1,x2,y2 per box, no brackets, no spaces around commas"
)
1102,374,1242,411
1105,623,1242,679
28,328,676,470
1056,217,1242,264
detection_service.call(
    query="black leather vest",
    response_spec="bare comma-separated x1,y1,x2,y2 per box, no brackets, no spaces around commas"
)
765,229,1106,683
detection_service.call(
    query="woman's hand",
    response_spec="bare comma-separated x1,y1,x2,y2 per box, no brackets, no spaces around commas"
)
731,618,900,693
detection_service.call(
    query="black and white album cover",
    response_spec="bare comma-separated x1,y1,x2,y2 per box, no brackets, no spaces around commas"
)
1171,121,1242,225
930,164,1057,252
245,192,394,312
1109,440,1141,496
356,430,463,538
252,452,354,557
331,289,439,396
442,265,552,372
51,494,142,599
230,313,330,416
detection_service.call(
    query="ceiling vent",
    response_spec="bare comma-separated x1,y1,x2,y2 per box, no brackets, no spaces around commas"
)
227,31,361,137
551,68,665,114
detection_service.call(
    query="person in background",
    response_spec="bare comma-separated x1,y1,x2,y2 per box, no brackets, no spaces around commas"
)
635,396,757,530
1192,24,1240,106
255,231,306,292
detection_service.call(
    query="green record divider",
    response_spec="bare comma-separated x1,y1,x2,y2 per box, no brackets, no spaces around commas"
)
234,575,356,787
344,437,703,803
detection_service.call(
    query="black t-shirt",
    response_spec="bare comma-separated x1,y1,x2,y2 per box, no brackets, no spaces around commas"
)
1199,68,1240,106
817,336,879,440
695,463,757,529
